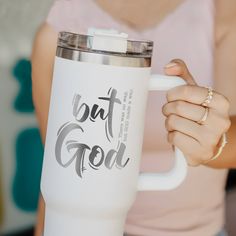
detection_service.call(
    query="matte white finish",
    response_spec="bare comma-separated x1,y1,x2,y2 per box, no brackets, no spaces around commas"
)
41,56,187,236
138,148,187,191
44,207,125,236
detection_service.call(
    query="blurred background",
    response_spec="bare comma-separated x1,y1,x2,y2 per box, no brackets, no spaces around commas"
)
0,0,53,235
0,0,236,236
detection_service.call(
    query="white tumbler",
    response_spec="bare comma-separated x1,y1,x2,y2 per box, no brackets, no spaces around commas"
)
41,30,187,236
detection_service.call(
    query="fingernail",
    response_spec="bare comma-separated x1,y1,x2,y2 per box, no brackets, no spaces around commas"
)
165,62,178,68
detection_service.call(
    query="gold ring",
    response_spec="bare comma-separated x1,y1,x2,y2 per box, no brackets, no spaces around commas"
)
202,87,213,107
197,107,209,125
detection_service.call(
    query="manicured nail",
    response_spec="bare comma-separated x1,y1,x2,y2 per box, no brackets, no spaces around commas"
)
165,62,178,68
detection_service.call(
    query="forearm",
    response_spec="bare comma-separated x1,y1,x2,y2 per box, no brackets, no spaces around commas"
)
31,23,57,236
34,195,45,236
206,115,236,169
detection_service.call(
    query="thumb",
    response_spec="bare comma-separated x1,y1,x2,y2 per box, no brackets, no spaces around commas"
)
164,59,197,86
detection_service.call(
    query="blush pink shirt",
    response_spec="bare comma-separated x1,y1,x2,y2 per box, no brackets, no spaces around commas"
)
46,0,228,235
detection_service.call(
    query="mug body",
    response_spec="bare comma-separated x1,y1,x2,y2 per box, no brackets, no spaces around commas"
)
41,32,153,236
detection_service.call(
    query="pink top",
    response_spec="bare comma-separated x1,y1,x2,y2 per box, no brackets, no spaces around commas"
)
46,0,228,235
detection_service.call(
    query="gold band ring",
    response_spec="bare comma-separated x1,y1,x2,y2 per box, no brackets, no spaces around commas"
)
197,107,209,125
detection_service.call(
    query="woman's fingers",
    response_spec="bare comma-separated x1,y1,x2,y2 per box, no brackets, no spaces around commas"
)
163,101,230,133
165,114,202,142
163,102,230,141
166,85,230,113
163,101,206,123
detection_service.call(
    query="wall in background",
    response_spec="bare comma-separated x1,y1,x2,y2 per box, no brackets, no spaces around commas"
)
0,0,53,234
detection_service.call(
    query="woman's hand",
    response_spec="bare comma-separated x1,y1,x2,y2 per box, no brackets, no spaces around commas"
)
162,59,231,166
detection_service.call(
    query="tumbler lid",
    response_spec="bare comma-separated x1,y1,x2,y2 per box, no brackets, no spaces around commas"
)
58,30,153,58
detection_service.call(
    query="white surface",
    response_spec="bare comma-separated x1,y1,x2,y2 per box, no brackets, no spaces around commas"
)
44,207,125,236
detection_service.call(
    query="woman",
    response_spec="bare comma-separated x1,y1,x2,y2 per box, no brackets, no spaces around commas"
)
31,0,236,235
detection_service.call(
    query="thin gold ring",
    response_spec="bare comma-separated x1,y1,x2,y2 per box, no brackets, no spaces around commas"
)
202,87,213,107
197,107,209,125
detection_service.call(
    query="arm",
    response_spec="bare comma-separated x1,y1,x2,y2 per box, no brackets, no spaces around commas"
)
31,23,58,142
210,0,236,168
31,22,58,236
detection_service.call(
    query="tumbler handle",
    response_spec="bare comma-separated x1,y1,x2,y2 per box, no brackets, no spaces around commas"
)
138,74,187,191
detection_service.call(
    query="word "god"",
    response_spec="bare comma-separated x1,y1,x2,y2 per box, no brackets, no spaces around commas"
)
55,88,130,178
